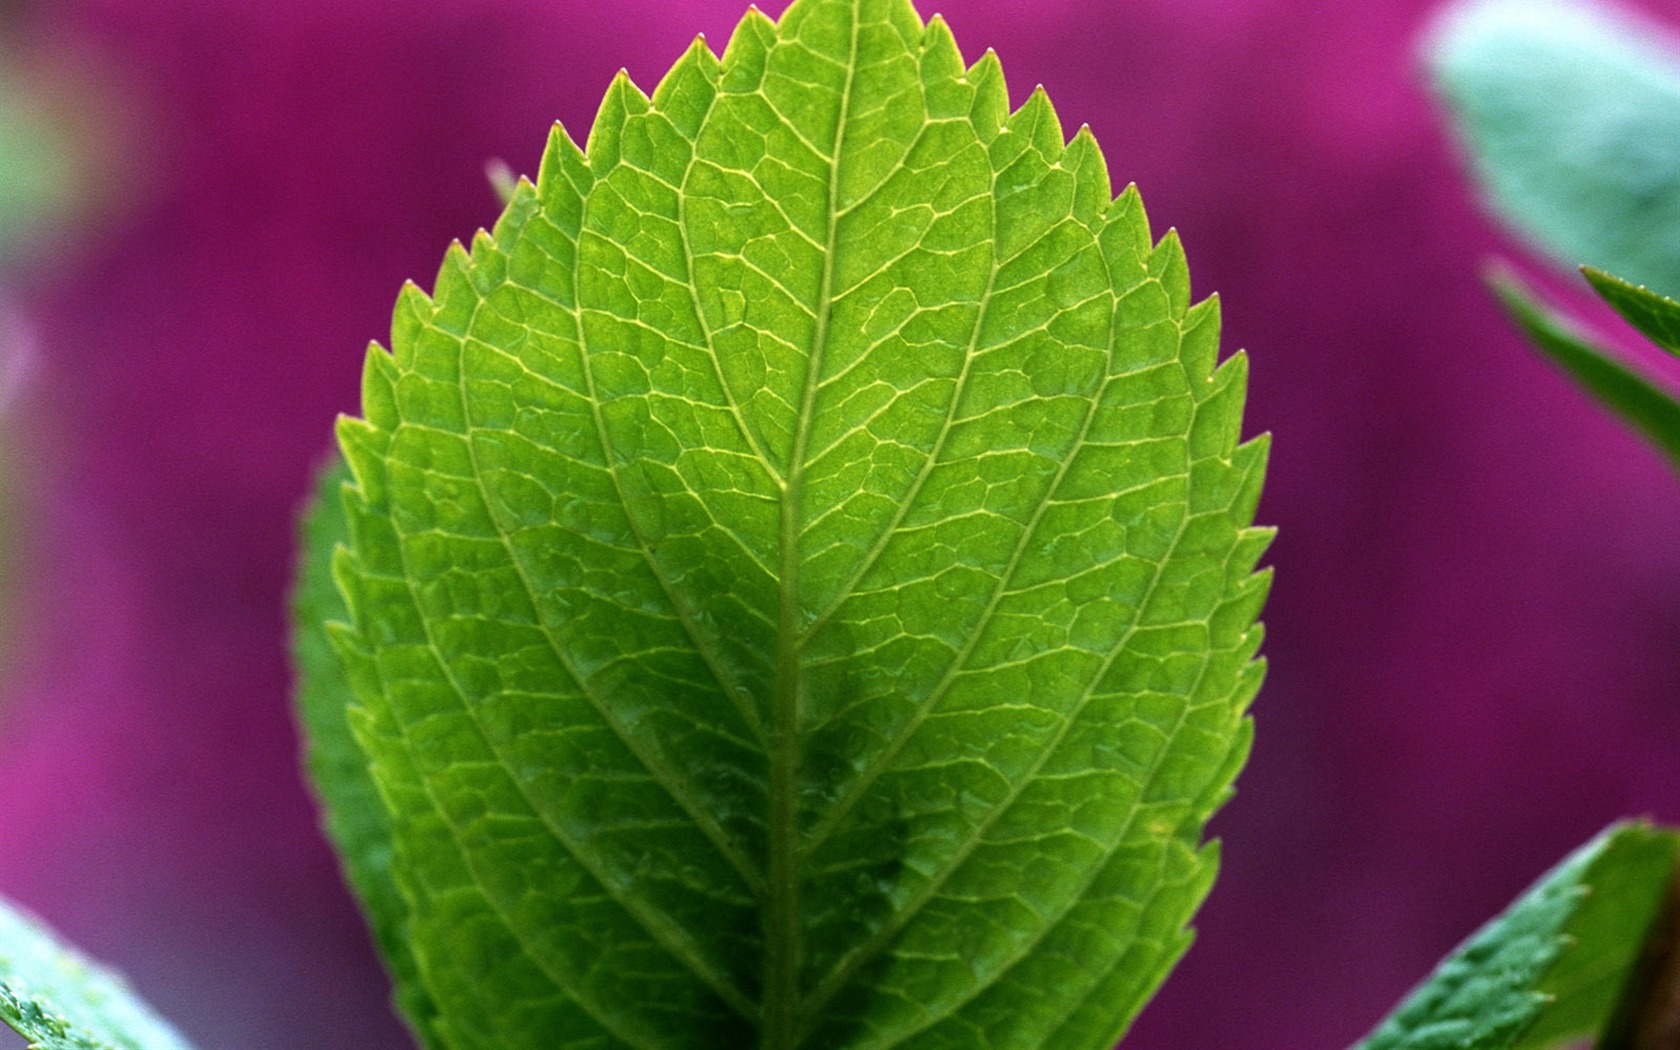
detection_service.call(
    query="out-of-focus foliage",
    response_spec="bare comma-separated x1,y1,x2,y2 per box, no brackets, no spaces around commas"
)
0,33,96,670
1413,5,1680,1050
0,53,84,272
1427,0,1680,469
1427,0,1680,298
0,894,197,1050
1356,823,1679,1050
1489,268,1680,472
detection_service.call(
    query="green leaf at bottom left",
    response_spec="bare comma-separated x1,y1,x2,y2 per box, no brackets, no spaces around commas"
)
0,894,195,1050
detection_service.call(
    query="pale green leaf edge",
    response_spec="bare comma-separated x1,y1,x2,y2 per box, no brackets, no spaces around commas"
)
1354,821,1680,1050
291,454,442,1048
0,893,197,1050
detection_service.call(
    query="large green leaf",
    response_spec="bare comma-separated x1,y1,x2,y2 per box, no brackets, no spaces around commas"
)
299,0,1270,1045
1426,0,1680,297
0,893,196,1050
1354,822,1679,1050
1489,267,1680,471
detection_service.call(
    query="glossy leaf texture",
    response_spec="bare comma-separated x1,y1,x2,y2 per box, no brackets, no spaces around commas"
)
1489,267,1680,471
298,0,1270,1046
1425,0,1680,297
1355,822,1679,1050
0,893,197,1050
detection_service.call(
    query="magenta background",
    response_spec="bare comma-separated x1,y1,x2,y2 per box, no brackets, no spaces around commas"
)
3,0,1680,1047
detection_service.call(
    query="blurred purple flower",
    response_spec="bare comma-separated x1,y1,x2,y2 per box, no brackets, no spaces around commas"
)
3,0,1679,1046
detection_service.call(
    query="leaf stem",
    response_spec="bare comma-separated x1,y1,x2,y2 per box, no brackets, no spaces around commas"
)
763,9,861,1046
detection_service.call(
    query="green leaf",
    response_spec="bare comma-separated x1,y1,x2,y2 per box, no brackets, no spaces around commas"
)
303,0,1271,1046
291,455,441,1047
1425,0,1680,297
0,58,82,268
0,893,196,1050
1582,266,1680,359
1490,267,1680,470
1354,822,1679,1050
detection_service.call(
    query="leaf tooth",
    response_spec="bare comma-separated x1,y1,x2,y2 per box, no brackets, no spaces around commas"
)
1234,637,1268,694
536,121,590,204
1180,292,1221,379
651,35,722,138
1226,566,1274,632
1008,84,1067,162
1065,124,1113,220
1229,431,1272,526
391,280,432,358
358,341,400,432
428,240,477,336
584,69,650,173
488,175,539,246
1149,227,1191,315
920,14,965,78
1190,352,1247,459
965,47,1009,140
918,14,974,122
1236,535,1278,599
323,620,377,708
1193,711,1254,814
1099,183,1153,279
335,415,389,508
720,6,776,90
327,552,374,643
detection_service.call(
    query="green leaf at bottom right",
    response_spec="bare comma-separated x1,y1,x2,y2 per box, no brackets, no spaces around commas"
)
1356,821,1679,1050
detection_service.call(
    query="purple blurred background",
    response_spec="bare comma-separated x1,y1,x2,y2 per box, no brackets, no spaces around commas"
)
2,0,1679,1046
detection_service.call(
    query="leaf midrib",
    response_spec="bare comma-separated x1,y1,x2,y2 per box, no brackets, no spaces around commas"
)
764,10,863,1049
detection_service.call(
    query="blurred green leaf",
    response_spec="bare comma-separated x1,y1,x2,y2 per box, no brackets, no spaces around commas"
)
0,66,80,266
1426,0,1680,297
1582,266,1680,359
1490,267,1680,470
290,455,440,1048
0,893,196,1050
1355,822,1679,1050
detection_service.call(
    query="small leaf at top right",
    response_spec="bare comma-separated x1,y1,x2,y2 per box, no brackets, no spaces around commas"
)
1489,266,1680,472
1583,266,1680,359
